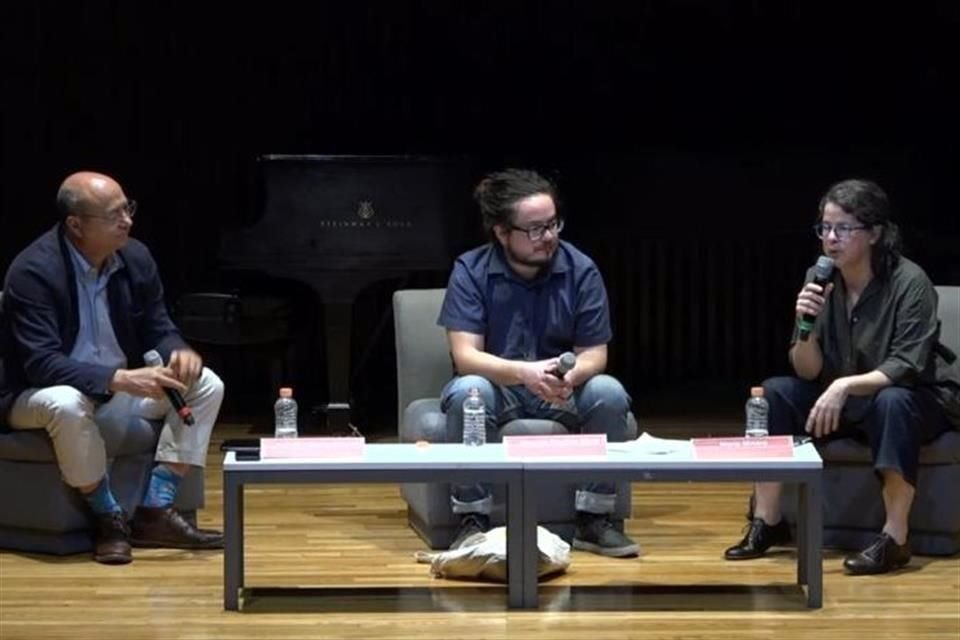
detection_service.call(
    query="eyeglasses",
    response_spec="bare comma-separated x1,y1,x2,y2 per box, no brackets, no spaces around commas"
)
813,221,868,241
82,200,137,224
509,217,564,242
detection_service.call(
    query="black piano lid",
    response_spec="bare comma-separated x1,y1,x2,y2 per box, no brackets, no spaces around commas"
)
220,154,475,273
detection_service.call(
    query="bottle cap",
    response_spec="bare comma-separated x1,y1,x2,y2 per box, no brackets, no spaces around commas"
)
750,386,764,397
279,387,293,398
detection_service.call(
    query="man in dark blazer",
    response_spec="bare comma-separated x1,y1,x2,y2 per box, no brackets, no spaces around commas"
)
1,171,224,564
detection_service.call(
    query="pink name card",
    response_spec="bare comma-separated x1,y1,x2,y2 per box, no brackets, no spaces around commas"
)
692,435,795,460
260,437,365,460
503,434,608,459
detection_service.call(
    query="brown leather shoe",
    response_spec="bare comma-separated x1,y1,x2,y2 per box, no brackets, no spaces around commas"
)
93,511,132,565
130,506,223,549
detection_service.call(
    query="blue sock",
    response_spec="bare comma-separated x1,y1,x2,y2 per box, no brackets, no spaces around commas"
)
141,464,182,508
83,476,122,516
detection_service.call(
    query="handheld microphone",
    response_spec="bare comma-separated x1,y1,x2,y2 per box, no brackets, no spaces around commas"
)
143,350,195,425
797,256,835,341
550,352,577,379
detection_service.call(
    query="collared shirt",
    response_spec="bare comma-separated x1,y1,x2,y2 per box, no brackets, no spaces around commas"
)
797,256,960,425
438,240,612,363
65,239,128,388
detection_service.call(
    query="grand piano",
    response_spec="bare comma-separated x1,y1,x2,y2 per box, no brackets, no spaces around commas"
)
219,155,474,433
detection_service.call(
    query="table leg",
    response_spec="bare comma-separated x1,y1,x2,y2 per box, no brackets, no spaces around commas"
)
797,482,807,585
802,477,823,608
223,475,244,611
506,474,524,608
520,477,539,608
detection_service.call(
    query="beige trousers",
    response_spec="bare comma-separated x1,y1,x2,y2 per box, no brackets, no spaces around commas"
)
8,367,224,488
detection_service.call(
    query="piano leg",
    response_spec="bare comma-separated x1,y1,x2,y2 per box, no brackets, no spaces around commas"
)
321,302,359,435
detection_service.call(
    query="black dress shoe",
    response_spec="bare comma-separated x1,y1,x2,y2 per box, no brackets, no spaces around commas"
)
843,533,911,575
130,506,223,549
724,517,791,560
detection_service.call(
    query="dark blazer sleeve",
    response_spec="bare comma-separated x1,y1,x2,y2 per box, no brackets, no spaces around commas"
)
5,270,116,395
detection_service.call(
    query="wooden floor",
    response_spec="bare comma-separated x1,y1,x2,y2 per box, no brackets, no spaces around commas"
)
1,422,958,640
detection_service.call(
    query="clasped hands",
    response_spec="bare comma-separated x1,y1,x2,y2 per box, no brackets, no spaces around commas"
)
518,357,578,405
110,349,203,400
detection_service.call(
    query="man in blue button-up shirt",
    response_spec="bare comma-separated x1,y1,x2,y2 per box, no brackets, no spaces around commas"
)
438,168,638,557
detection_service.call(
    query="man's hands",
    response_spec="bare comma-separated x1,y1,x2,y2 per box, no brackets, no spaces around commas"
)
805,377,850,438
517,357,578,404
109,349,202,399
168,349,203,385
110,366,186,399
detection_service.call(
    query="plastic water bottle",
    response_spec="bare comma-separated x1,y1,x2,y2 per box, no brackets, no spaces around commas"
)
274,387,298,438
745,386,769,438
462,387,486,446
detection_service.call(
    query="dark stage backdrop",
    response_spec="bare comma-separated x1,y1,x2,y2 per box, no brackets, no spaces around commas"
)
2,3,958,432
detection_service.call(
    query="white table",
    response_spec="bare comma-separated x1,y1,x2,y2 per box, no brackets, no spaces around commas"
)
222,444,525,610
518,440,824,608
224,440,823,611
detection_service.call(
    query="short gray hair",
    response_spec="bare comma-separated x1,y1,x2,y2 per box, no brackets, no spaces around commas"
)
56,185,86,220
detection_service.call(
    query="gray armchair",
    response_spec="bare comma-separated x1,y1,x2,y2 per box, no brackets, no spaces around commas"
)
393,288,636,549
0,290,206,555
783,285,960,556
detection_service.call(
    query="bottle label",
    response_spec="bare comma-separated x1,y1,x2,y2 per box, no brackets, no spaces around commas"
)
463,406,485,445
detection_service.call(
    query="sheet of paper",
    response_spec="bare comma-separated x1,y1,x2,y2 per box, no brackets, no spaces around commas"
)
607,432,693,456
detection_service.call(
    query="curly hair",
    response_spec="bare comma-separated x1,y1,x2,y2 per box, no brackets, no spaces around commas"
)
473,169,558,239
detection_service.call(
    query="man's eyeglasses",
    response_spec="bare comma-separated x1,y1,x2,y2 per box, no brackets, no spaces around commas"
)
82,200,137,224
509,217,564,242
813,221,868,241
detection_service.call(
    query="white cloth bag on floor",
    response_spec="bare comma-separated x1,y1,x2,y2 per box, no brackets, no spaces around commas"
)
414,525,570,581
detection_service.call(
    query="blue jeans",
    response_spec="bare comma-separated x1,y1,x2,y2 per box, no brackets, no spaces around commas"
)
440,373,632,516
763,376,953,486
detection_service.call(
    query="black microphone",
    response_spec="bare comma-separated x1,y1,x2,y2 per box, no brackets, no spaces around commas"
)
550,351,577,379
797,256,835,341
143,350,195,425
